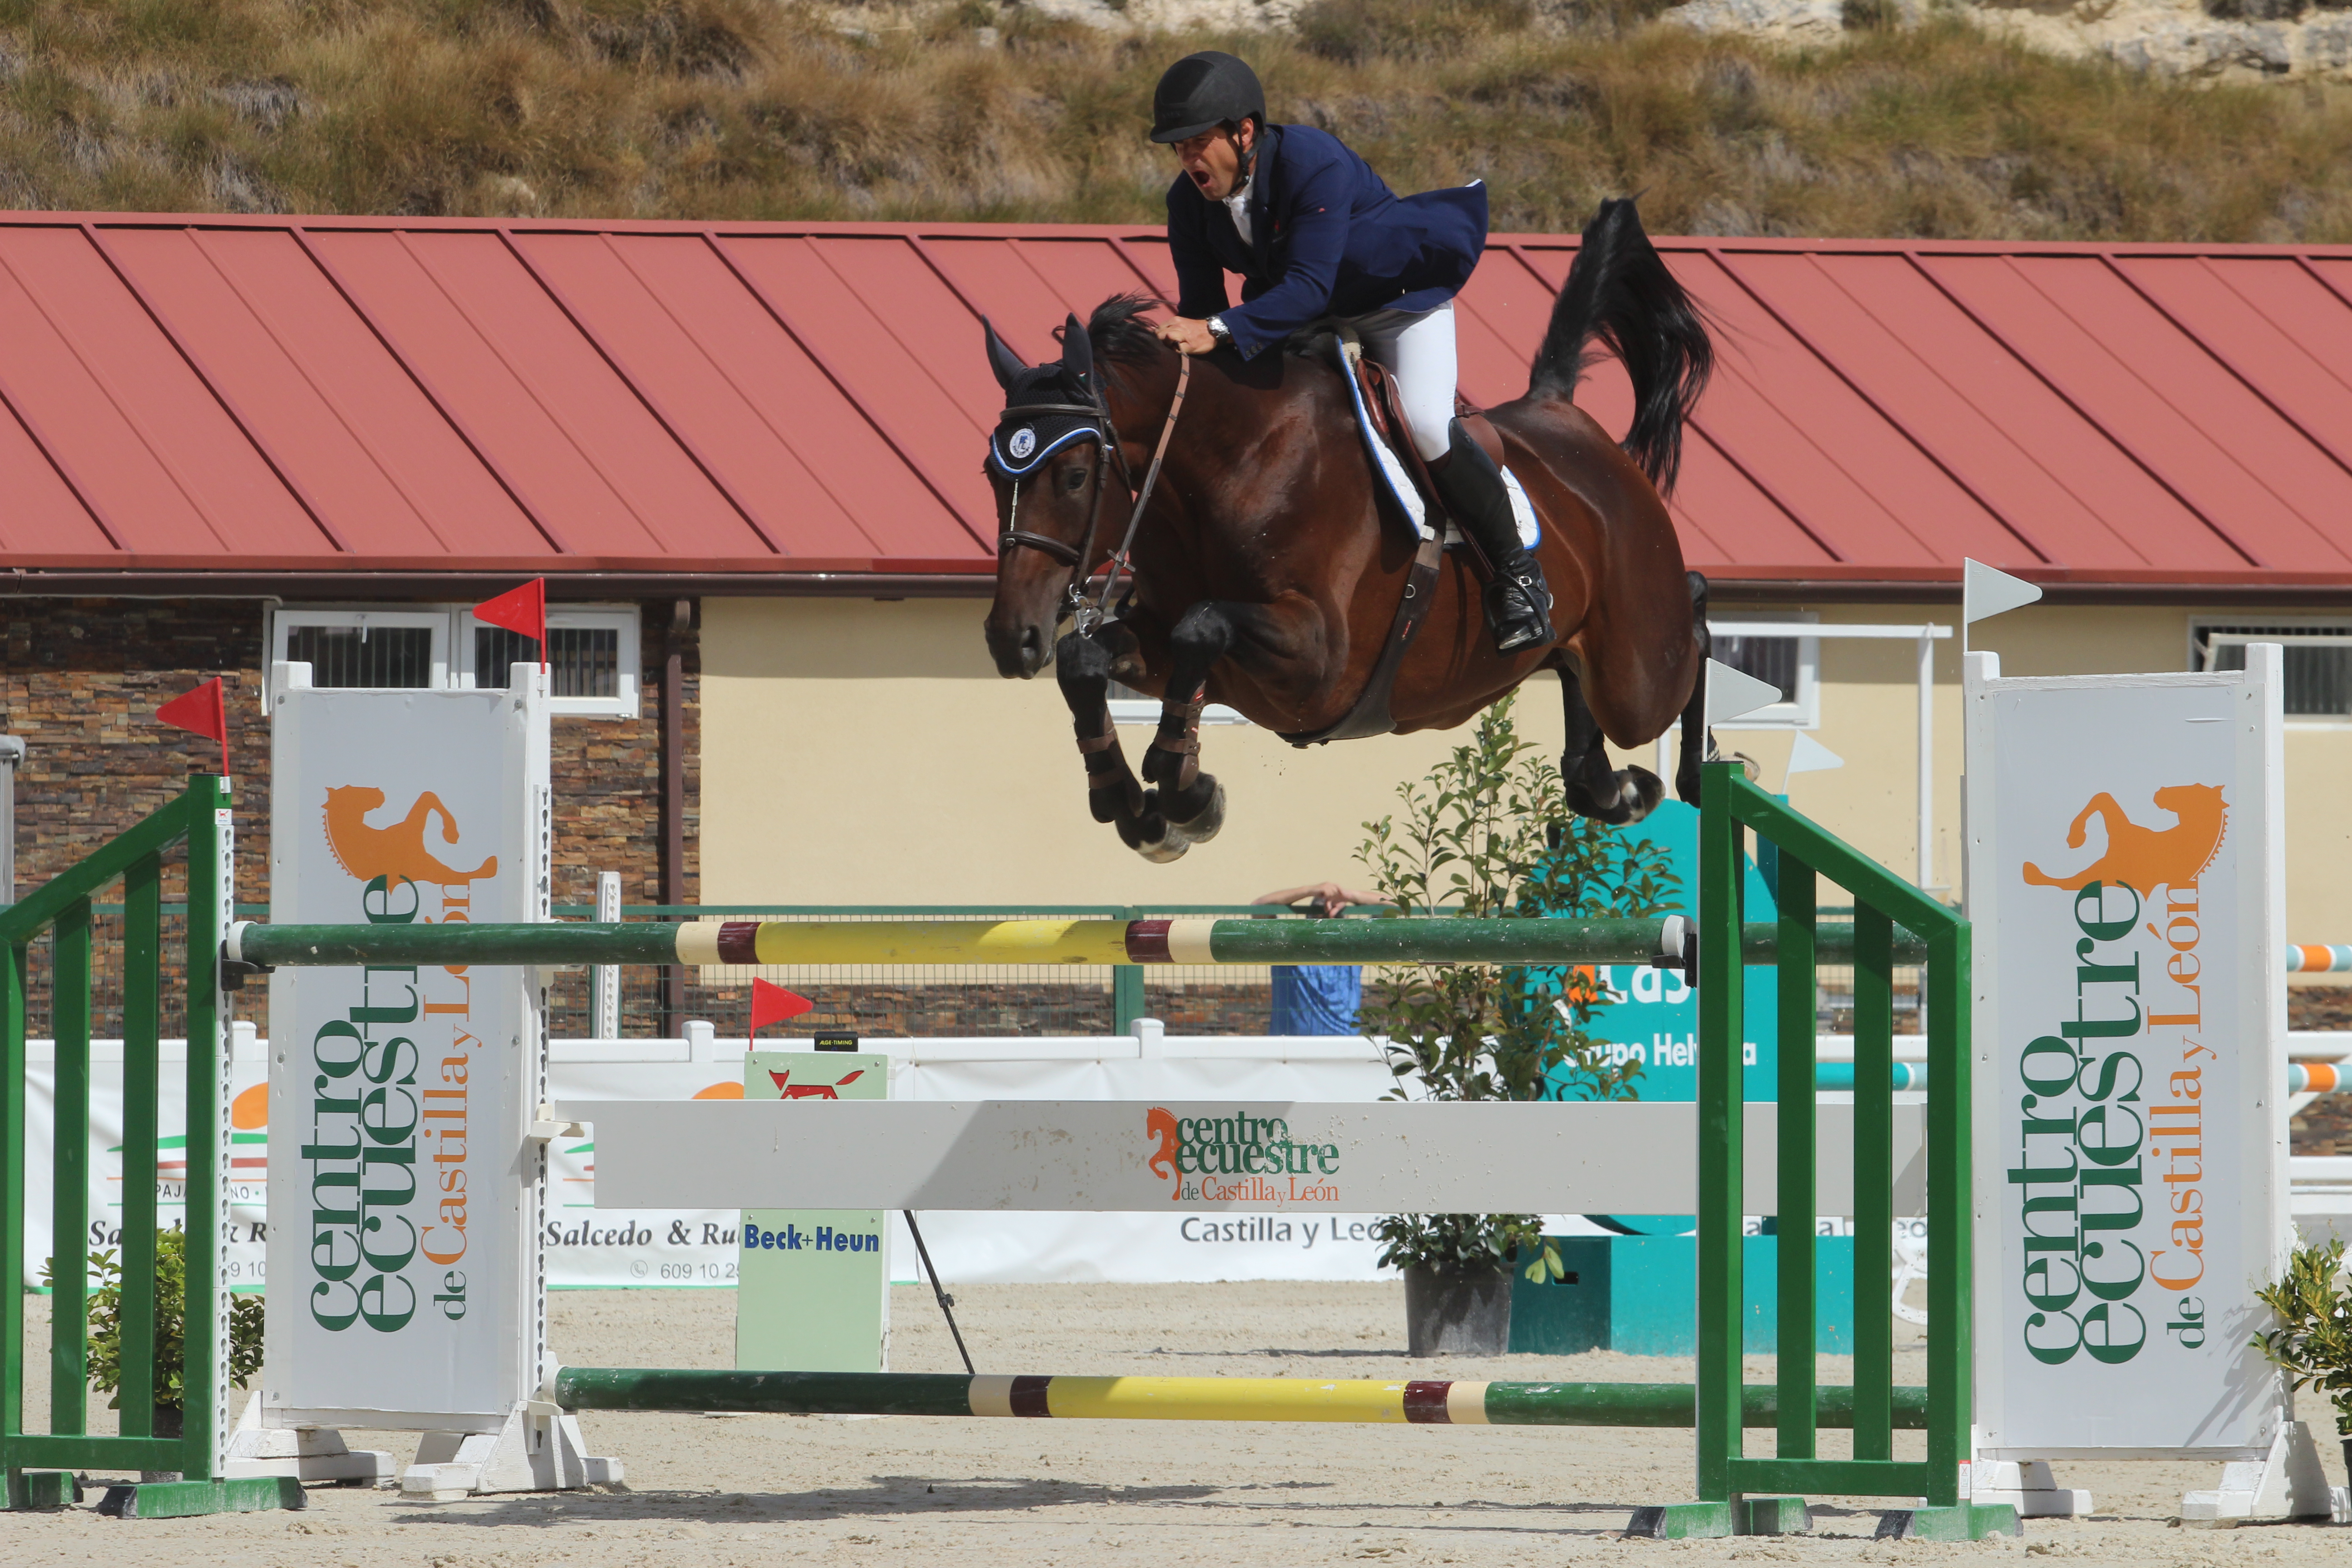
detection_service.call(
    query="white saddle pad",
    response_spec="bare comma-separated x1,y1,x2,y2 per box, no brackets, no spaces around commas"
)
1332,336,1539,549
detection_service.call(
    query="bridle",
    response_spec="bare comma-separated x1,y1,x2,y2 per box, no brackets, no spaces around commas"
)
995,354,1191,634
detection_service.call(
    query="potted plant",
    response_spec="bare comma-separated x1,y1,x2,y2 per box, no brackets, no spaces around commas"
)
2253,1238,2352,1472
45,1227,265,1469
1356,695,1676,1355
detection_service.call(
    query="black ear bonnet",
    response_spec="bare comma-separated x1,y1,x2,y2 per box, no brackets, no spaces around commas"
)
988,366,1103,479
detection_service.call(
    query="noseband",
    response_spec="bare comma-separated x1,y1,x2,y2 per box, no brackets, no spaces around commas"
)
993,355,1191,632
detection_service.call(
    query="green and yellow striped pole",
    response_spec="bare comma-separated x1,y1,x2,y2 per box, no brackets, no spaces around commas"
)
228,915,1924,970
553,1368,1931,1429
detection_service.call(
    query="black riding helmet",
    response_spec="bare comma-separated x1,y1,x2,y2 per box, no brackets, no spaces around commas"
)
1149,51,1265,144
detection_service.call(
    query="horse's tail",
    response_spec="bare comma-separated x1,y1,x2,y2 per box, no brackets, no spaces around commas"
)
1526,197,1714,495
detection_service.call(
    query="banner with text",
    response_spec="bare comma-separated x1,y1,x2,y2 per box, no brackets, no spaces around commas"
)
1965,648,2287,1460
260,665,551,1434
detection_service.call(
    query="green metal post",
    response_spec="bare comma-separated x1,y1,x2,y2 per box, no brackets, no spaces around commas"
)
1679,773,2011,1536
0,777,283,1513
1774,853,1815,1462
1923,925,1971,1510
180,777,231,1481
1112,906,1146,1032
1851,903,1894,1463
1,941,25,1492
1695,762,1744,1504
49,900,91,1440
118,854,163,1438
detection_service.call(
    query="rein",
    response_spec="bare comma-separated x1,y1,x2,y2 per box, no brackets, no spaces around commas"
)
995,353,1191,632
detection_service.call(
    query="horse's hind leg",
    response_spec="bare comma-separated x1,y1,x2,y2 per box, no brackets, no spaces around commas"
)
1559,666,1665,826
1675,570,1713,806
1136,601,1234,855
2065,792,2125,850
1055,629,1184,862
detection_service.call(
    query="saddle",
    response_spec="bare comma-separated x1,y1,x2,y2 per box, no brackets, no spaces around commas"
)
1273,333,1528,748
1348,353,1507,560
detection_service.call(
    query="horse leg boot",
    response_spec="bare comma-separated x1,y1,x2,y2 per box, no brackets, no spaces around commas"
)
1559,666,1661,826
1137,602,1232,855
1055,629,1176,859
1430,417,1555,655
1674,570,1714,805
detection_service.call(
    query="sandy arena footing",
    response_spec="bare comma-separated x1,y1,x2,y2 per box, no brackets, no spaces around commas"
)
5,1281,2347,1565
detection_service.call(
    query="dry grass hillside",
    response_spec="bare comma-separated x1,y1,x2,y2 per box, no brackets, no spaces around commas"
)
5,0,2352,239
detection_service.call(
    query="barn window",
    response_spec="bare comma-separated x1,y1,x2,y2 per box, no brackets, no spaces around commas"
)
463,609,641,718
270,610,448,696
1705,614,1820,729
266,605,640,718
2193,621,2352,717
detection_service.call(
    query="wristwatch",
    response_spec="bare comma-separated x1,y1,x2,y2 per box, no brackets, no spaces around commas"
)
1205,314,1232,347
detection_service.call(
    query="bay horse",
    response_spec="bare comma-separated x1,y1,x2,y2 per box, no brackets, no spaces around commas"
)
981,198,1714,862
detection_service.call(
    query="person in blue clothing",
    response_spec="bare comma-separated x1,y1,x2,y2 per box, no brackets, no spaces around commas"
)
1254,880,1389,1035
1147,50,1554,655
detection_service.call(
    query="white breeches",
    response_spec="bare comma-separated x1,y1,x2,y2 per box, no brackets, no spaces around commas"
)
1351,301,1457,462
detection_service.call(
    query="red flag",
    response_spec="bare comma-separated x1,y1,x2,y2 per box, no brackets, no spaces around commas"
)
749,978,813,1040
157,678,229,777
473,578,547,671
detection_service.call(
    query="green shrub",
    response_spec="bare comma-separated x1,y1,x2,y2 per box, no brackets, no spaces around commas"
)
2253,1239,2352,1437
41,1229,265,1412
1354,692,1677,1281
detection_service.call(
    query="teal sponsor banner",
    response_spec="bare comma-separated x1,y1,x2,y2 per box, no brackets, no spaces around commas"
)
735,1051,891,1373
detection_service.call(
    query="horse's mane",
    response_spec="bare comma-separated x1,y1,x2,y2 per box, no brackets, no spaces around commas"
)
1085,294,1166,393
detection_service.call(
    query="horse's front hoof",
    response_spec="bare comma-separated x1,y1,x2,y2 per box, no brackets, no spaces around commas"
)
1619,766,1665,823
1135,827,1190,863
1166,779,1226,848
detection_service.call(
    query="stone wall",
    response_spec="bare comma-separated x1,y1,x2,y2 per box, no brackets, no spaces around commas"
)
0,595,699,1033
1668,0,2352,81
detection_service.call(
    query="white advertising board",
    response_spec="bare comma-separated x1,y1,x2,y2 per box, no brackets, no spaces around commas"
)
1965,648,2288,1460
561,1098,1925,1215
259,665,550,1434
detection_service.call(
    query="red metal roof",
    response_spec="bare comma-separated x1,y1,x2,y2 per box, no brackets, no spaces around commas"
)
5,212,2352,596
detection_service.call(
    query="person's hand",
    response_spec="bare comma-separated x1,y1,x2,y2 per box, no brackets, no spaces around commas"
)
1253,881,1387,917
1155,317,1219,356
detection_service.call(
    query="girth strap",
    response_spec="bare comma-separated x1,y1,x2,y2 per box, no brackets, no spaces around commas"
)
1279,532,1447,748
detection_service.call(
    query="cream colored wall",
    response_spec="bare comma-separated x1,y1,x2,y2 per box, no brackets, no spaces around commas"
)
700,597,1566,906
704,596,2352,934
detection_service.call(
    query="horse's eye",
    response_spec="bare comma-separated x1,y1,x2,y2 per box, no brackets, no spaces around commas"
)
1063,466,1088,493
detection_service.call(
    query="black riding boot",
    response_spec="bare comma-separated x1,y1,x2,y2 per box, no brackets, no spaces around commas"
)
1431,418,1555,654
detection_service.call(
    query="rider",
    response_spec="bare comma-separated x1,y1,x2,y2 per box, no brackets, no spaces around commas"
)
1147,50,1554,655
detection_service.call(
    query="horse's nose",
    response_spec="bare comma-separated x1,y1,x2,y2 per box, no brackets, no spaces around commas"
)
986,617,1049,680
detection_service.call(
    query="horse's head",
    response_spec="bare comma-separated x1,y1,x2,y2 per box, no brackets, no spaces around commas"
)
323,784,386,816
980,312,1115,679
2152,782,2226,818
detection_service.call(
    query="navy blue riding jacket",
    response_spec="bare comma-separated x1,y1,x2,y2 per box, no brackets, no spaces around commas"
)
1167,122,1489,362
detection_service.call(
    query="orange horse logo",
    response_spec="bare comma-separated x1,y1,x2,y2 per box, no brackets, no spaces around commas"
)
1145,1107,1181,1200
769,1068,864,1100
322,785,498,890
2021,784,2227,897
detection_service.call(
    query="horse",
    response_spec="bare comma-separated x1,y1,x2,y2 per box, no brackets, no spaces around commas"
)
980,198,1715,862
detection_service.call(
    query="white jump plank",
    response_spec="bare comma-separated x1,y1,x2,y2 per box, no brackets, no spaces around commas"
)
554,1100,1926,1216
